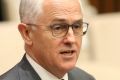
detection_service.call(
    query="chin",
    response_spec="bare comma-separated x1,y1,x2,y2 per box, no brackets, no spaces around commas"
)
61,62,76,72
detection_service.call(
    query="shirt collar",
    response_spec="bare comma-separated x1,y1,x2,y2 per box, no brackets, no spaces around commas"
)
26,54,68,80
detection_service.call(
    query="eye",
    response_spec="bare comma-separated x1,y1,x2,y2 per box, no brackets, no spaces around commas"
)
73,23,82,29
53,24,62,30
51,24,66,31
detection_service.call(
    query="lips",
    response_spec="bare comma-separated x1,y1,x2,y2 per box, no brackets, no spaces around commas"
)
60,50,76,56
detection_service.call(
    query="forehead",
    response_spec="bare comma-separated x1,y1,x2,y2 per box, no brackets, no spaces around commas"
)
43,0,82,20
44,0,81,10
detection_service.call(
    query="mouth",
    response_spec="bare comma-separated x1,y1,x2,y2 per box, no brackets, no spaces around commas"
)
60,50,76,56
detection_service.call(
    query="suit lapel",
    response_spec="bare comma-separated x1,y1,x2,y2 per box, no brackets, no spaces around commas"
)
68,72,74,80
19,55,80,80
68,68,80,80
18,55,41,80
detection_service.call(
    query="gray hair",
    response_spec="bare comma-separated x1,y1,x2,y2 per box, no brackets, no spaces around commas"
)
19,0,44,24
19,0,82,24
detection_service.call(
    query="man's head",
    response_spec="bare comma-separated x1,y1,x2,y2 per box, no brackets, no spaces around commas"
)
18,0,86,78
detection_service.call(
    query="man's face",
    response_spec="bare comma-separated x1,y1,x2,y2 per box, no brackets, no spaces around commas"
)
30,0,83,77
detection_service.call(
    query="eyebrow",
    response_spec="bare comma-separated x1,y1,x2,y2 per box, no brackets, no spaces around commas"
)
51,19,67,23
51,18,83,24
73,19,83,23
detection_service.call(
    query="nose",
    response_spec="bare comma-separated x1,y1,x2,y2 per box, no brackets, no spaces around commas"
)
63,27,76,43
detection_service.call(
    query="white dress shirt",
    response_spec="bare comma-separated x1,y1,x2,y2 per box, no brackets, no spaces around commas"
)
26,54,68,80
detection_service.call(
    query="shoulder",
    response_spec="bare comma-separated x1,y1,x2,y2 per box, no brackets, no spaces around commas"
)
0,55,26,80
0,65,20,80
68,67,95,80
0,55,41,80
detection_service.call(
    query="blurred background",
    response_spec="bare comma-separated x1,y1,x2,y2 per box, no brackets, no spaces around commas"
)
0,0,120,80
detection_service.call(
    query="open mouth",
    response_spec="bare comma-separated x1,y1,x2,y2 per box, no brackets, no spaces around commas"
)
60,50,76,56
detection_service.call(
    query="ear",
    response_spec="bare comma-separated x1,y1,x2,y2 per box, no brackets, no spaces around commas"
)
18,23,33,46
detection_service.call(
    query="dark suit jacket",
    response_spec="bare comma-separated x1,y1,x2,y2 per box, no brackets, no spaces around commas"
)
0,55,95,80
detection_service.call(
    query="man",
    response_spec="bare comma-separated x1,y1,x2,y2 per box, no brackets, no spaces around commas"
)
0,0,95,80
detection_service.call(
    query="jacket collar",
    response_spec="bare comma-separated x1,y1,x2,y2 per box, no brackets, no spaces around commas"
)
19,54,75,80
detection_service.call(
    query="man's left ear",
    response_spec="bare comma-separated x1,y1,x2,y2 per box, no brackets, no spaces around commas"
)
18,23,33,46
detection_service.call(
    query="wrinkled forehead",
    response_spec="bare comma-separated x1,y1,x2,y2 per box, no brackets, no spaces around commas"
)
36,0,83,24
43,0,82,18
43,0,82,12
44,0,81,6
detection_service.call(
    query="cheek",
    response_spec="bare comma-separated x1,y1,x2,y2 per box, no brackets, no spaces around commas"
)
45,38,63,59
41,39,62,65
47,39,61,55
76,37,82,52
33,37,58,64
38,36,61,56
79,38,82,47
